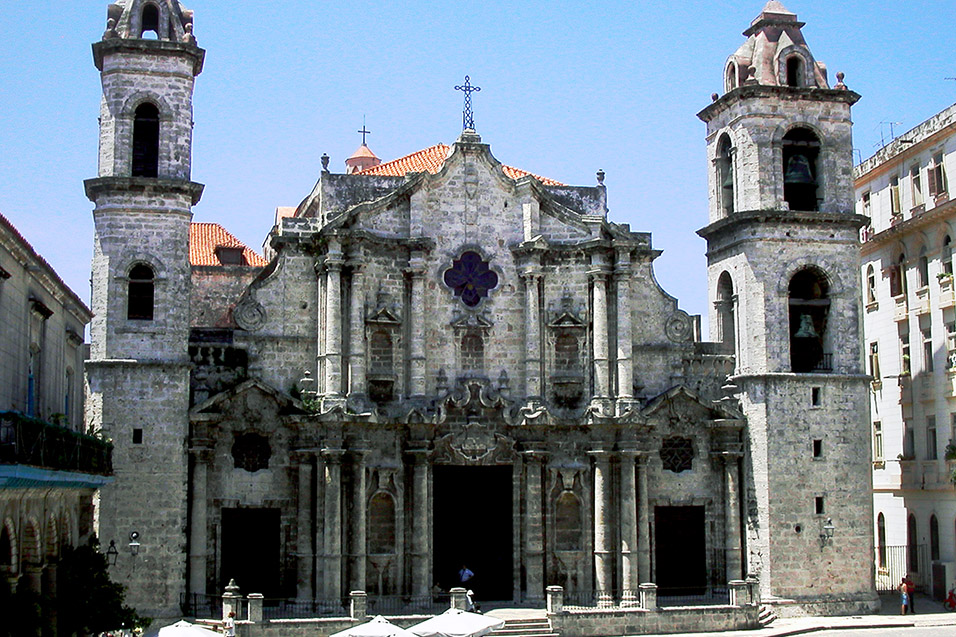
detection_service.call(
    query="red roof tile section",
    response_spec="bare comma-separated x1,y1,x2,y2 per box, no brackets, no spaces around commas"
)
358,143,563,186
190,223,268,267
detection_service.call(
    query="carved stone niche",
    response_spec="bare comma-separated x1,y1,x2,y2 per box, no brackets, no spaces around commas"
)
365,298,402,405
451,312,494,379
546,295,587,409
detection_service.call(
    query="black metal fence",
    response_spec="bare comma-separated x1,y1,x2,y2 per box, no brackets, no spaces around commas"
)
563,586,729,610
0,411,112,475
180,593,223,620
180,593,451,620
875,544,928,592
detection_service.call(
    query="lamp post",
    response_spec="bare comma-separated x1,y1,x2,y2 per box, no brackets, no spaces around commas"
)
819,518,835,547
129,531,141,556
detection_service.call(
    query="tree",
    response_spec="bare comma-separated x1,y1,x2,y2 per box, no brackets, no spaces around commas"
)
56,537,148,636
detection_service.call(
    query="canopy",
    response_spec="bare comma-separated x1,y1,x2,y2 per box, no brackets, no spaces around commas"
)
409,608,505,637
330,615,421,637
154,620,219,636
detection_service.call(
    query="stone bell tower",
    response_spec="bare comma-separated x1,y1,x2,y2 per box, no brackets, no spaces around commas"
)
84,0,203,617
697,2,877,612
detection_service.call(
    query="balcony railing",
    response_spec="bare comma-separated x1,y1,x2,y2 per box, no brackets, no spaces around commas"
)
0,411,113,476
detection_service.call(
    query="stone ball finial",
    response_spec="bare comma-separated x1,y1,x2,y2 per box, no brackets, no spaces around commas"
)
103,17,118,40
711,92,719,102
596,169,605,185
321,153,330,172
835,71,846,90
182,22,197,45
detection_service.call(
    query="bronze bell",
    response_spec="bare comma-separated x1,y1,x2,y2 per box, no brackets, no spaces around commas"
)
793,313,819,339
785,154,815,185
721,167,734,190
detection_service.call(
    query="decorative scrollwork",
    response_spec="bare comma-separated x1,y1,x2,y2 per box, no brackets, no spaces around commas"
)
664,310,692,343
234,297,267,331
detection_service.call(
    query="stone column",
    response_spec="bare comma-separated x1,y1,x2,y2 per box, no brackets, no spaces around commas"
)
637,454,651,584
724,454,744,581
407,447,430,602
324,239,345,399
522,449,547,604
188,445,212,595
314,453,326,600
322,447,345,602
589,447,613,606
521,269,543,403
295,451,314,600
350,449,367,593
614,250,634,412
619,448,638,604
347,253,368,404
407,251,427,399
589,259,610,408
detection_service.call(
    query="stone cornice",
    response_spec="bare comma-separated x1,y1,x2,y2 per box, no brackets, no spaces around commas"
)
698,85,860,122
698,209,867,241
92,39,205,75
85,176,204,206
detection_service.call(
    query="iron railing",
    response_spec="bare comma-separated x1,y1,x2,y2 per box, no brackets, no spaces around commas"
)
181,593,452,620
0,411,112,475
563,586,730,610
180,593,223,619
875,544,928,592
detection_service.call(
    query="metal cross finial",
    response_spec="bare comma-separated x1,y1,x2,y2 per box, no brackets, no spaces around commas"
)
358,116,371,145
455,75,481,131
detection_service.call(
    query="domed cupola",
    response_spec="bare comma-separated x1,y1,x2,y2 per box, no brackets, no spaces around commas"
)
723,1,829,93
103,0,196,43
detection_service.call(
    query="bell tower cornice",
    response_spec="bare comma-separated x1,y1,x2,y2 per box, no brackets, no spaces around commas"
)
93,38,205,75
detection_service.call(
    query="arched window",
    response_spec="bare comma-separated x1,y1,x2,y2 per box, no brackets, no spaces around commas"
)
877,513,886,568
127,263,155,320
726,62,738,92
866,265,877,304
717,134,734,216
461,331,484,374
367,492,396,555
931,514,940,561
789,268,830,372
554,492,582,551
132,103,160,177
786,56,803,87
944,235,953,276
917,246,929,289
782,128,821,211
717,271,736,352
907,514,919,572
140,4,160,39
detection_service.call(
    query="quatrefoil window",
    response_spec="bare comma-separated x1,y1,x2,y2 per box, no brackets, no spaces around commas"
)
443,251,499,307
232,433,271,472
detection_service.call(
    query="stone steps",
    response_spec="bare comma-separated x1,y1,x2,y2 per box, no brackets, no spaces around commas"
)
489,618,558,637
758,604,777,627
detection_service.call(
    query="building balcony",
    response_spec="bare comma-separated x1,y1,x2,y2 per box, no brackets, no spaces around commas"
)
900,459,919,488
0,411,113,487
894,295,908,321
915,288,931,315
899,374,913,405
940,276,955,309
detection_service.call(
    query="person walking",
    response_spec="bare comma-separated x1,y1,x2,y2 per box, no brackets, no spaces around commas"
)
223,611,236,636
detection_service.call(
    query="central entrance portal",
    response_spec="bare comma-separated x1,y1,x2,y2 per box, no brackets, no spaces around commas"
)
654,505,706,596
220,508,281,598
433,465,513,601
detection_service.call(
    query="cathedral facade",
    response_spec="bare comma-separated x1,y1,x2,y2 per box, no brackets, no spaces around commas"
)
85,0,878,619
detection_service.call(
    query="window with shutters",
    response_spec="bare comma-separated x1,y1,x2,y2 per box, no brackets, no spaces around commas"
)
873,421,884,465
927,415,938,460
866,265,877,305
929,152,947,201
923,327,934,373
861,191,871,217
869,342,881,384
900,331,911,375
918,246,929,289
945,236,954,276
911,165,924,209
890,175,901,215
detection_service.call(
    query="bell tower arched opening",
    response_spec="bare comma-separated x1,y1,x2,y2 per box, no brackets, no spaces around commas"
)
717,135,734,216
140,4,160,39
788,268,830,373
131,102,160,177
786,56,803,87
782,128,820,211
717,271,736,353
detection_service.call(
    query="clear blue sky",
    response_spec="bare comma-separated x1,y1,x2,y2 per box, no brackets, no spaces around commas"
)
1,1,953,330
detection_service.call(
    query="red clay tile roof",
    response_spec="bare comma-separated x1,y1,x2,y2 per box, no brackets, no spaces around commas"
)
190,223,268,267
357,143,563,186
348,143,380,161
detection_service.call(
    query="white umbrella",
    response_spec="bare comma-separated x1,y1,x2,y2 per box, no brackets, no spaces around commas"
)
330,615,421,637
409,608,505,637
155,620,219,636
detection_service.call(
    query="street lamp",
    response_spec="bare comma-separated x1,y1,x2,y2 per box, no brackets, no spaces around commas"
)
819,518,835,547
129,531,141,556
106,540,119,566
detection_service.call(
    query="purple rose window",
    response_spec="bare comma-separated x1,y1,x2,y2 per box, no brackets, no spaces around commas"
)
443,251,499,307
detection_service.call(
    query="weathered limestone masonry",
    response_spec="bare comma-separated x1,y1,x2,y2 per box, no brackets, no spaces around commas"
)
697,2,877,614
85,0,203,617
85,0,876,623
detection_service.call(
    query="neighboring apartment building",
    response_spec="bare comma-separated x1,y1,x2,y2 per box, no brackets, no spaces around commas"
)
0,211,111,629
856,102,956,599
